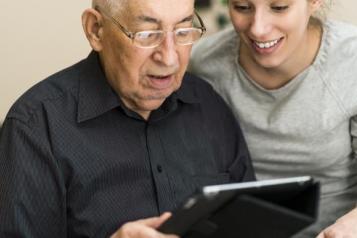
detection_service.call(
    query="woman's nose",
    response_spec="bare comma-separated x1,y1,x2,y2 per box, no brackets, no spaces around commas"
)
249,10,272,38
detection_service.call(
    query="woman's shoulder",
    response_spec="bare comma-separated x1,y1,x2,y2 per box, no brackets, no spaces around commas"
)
189,26,239,80
327,19,357,37
315,19,357,71
323,19,357,52
191,26,238,63
318,20,357,114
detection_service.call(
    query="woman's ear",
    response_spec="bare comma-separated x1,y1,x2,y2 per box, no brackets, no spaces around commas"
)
82,8,104,51
309,0,323,13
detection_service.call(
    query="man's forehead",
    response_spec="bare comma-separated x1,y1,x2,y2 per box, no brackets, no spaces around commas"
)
126,0,194,24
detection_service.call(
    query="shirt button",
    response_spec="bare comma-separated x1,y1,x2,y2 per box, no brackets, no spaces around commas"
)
157,165,163,173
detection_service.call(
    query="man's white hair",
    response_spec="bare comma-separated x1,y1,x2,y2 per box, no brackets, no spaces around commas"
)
92,0,128,15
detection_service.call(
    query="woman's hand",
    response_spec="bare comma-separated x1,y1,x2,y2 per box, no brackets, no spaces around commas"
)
317,207,357,238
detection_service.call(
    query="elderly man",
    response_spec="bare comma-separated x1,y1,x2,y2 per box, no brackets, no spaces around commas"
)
0,0,255,237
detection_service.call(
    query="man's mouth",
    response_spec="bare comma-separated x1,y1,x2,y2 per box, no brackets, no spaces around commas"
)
148,74,171,80
147,74,174,89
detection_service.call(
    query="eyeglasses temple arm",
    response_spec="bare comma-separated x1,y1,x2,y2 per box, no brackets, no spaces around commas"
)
94,5,135,39
194,10,207,34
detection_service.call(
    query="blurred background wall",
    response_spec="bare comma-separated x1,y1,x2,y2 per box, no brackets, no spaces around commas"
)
1,0,356,123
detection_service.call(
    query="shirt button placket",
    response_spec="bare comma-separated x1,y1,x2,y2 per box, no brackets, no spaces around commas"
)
145,122,172,213
157,165,163,173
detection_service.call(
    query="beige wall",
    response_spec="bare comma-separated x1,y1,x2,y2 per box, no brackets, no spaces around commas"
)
0,1,91,123
1,0,357,123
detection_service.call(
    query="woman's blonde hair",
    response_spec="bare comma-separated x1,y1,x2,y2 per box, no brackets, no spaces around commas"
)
312,0,334,22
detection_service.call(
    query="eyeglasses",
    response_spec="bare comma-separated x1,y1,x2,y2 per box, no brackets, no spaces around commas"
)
95,6,206,49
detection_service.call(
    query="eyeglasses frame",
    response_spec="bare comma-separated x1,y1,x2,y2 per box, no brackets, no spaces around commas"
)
94,5,207,48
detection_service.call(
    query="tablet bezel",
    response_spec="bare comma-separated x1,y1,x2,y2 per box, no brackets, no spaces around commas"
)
159,176,316,237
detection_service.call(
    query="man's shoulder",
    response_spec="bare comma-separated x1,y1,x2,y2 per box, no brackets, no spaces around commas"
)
180,72,241,137
181,72,230,108
182,72,216,94
6,59,85,125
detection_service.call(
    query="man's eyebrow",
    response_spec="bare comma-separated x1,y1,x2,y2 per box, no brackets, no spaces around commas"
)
136,14,195,25
179,14,194,23
137,15,160,24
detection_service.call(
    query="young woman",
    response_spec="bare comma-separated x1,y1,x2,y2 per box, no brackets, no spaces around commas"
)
190,0,357,237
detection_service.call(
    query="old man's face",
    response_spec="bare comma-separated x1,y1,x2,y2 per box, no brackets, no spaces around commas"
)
98,0,195,119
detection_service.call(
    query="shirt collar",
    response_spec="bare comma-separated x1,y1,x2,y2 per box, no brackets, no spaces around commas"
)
77,51,200,123
174,72,201,105
77,51,120,123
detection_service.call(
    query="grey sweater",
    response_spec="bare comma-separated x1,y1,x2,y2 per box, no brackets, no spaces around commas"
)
190,20,357,237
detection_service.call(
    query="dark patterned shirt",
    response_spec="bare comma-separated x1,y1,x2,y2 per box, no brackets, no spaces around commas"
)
0,52,255,238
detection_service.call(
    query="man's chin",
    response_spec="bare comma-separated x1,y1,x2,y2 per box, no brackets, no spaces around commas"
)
126,91,177,118
139,97,167,111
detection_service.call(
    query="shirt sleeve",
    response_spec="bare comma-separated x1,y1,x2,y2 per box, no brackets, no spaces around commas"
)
228,119,256,183
0,118,67,238
209,86,256,183
350,114,357,208
352,116,357,158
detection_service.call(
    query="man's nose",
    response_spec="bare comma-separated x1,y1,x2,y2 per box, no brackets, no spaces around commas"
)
250,10,272,38
153,32,178,66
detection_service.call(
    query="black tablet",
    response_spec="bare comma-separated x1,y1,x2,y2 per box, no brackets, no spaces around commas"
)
158,176,320,238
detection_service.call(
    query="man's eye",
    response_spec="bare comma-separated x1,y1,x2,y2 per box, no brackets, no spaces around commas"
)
136,31,160,40
271,6,289,12
176,30,190,37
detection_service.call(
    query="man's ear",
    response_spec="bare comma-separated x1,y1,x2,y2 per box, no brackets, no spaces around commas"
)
82,8,104,51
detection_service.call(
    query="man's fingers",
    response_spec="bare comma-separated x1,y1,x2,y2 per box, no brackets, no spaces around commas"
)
137,212,172,228
316,232,324,238
155,212,172,228
110,213,177,238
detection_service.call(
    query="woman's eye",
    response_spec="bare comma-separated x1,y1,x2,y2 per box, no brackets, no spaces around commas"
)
233,5,251,12
271,6,289,12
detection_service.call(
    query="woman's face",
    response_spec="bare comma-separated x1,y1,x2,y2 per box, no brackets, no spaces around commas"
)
229,0,322,70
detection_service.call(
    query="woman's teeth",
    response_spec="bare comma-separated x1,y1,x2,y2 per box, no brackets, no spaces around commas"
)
254,39,279,49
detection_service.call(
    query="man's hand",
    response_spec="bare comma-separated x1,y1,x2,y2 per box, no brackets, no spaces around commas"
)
110,212,179,238
316,207,357,238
